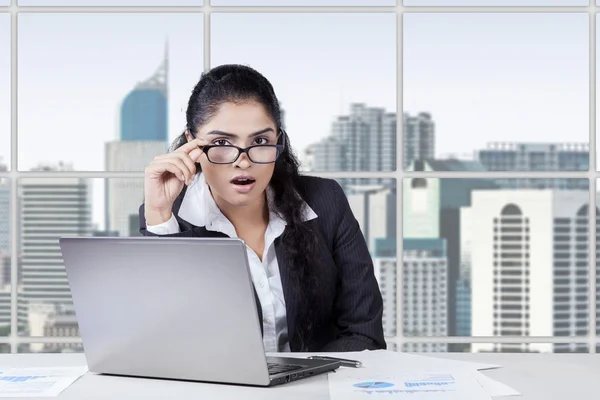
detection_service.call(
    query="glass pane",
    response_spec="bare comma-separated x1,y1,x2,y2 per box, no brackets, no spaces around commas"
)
401,343,589,353
403,177,590,338
0,178,9,336
0,14,9,170
18,177,144,336
18,13,203,171
404,13,589,171
18,343,82,353
0,2,8,6
20,0,201,5
213,0,394,4
335,178,397,337
405,0,587,5
211,13,396,172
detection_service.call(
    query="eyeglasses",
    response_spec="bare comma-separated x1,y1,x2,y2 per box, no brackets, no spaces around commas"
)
198,130,286,165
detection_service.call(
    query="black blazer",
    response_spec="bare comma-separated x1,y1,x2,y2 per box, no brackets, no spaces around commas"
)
138,175,386,353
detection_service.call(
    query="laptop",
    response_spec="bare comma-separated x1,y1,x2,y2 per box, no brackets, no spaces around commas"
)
58,236,340,387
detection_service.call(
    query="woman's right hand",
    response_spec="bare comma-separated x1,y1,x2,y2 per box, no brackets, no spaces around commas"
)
144,137,207,225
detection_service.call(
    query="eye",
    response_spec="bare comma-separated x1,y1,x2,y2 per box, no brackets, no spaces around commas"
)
254,137,269,145
213,139,231,146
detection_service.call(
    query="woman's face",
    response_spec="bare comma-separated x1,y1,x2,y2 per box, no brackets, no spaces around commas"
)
193,101,279,209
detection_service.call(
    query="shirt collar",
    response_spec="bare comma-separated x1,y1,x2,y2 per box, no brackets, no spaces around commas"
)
178,173,318,229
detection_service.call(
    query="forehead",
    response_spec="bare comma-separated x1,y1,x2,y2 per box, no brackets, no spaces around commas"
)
199,101,276,136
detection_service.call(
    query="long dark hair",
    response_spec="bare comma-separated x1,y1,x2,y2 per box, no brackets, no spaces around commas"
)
170,64,319,350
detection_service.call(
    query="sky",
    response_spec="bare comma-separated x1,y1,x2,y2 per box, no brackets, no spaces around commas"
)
211,12,397,157
0,14,8,169
404,13,589,160
18,13,204,171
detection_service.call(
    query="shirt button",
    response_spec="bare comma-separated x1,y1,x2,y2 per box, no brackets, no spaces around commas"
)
263,318,272,325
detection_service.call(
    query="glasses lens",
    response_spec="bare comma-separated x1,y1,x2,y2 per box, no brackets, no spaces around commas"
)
207,147,239,163
248,146,278,163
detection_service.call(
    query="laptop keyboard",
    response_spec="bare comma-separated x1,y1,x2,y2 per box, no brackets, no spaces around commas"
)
267,362,303,375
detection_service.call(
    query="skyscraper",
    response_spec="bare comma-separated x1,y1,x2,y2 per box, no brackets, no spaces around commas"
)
403,112,435,169
21,163,92,314
466,189,590,353
477,142,589,190
120,44,168,142
106,43,169,236
310,103,396,192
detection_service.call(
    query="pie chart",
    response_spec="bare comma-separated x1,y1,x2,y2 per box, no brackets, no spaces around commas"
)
353,382,395,389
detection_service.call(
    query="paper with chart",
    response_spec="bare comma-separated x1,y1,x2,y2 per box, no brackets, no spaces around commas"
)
0,366,88,397
328,369,493,399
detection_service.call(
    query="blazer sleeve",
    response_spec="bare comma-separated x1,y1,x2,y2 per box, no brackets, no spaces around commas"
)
320,180,387,352
138,192,198,237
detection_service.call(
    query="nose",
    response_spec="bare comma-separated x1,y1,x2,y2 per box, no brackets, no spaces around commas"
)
233,150,251,169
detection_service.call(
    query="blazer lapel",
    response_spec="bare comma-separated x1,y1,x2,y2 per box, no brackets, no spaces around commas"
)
274,236,299,350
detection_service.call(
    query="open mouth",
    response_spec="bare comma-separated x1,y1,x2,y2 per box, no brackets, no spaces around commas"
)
231,178,256,186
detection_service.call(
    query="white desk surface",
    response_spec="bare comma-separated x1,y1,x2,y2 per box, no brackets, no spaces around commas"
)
0,352,596,399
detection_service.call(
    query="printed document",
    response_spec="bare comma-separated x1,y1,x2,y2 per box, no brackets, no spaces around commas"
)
0,366,88,397
328,369,494,399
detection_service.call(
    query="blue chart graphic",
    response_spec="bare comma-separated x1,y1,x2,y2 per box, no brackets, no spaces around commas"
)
354,382,395,389
405,374,455,389
0,375,46,383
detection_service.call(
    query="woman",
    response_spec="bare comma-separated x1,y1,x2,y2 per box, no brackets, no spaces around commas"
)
138,64,386,353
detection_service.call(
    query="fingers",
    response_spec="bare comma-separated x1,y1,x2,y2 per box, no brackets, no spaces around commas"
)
148,156,194,185
146,160,187,184
176,137,208,155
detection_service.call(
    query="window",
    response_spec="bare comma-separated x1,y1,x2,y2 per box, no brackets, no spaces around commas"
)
1,0,596,355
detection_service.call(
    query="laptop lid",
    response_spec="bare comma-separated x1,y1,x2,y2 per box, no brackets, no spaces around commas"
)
59,236,272,386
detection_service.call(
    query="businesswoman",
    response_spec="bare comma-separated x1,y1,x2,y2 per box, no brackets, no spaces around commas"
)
138,64,386,353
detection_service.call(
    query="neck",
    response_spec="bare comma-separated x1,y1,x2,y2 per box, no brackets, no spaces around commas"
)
213,190,269,229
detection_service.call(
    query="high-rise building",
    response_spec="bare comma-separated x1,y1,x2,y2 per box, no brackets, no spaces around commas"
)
106,44,169,236
20,163,92,313
309,103,396,191
403,112,435,168
403,238,448,353
120,44,168,142
465,189,590,353
404,159,498,337
347,184,396,254
477,142,588,190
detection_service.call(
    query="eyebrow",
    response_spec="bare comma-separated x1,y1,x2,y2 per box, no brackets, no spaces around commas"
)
205,127,275,138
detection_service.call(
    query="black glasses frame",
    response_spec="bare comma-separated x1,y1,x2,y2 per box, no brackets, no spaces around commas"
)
198,129,287,165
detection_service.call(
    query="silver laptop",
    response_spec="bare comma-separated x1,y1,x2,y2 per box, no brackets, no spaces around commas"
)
59,236,340,387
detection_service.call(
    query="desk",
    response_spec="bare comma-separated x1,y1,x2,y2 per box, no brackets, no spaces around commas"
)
0,352,597,399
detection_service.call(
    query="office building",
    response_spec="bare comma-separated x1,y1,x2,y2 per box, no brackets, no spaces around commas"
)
106,45,169,236
120,43,168,142
403,112,435,168
20,163,93,312
478,142,588,190
403,238,448,353
465,190,590,353
404,159,498,337
309,103,396,190
347,183,396,254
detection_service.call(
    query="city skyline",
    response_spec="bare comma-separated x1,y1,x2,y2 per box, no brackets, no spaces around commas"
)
17,13,203,172
404,13,589,160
